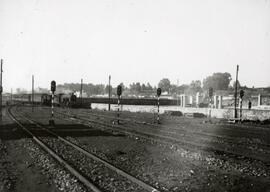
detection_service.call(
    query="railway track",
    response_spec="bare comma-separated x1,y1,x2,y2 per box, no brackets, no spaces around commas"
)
8,106,160,192
13,105,270,191
71,109,270,150
53,108,270,164
75,108,270,132
64,108,270,144
48,108,270,167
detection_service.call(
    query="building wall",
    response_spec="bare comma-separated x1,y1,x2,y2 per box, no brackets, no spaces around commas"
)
91,104,270,121
176,107,270,121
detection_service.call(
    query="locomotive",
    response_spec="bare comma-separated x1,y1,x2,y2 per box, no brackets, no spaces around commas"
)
12,92,80,107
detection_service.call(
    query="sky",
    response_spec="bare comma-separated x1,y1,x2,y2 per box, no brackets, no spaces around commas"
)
0,0,270,92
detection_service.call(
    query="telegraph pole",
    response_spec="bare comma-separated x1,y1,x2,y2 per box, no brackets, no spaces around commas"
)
0,59,3,123
80,78,83,106
177,79,179,106
10,88,12,103
234,65,239,119
108,75,111,111
32,75,34,112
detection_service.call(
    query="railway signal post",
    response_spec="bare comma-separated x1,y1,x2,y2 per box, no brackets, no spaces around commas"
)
157,88,162,124
80,78,83,106
49,80,56,126
117,85,122,124
0,59,3,124
208,87,213,120
234,65,239,119
32,75,34,112
10,89,12,104
239,89,244,121
108,75,111,111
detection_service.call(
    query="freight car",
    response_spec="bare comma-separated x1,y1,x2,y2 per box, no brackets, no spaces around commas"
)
13,93,61,106
13,93,179,108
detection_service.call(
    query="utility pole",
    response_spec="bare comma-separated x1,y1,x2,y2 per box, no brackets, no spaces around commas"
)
10,88,12,103
80,78,83,106
234,65,239,119
32,75,34,112
108,75,111,111
0,59,3,123
177,79,179,106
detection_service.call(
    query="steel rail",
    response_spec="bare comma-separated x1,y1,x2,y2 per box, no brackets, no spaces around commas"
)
54,109,270,164
7,106,102,192
73,109,270,149
42,105,270,132
14,106,160,192
60,108,270,136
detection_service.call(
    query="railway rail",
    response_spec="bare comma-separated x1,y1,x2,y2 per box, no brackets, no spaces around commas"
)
12,105,270,191
77,108,270,133
18,105,270,154
54,107,270,141
67,109,270,149
52,107,270,164
8,105,160,192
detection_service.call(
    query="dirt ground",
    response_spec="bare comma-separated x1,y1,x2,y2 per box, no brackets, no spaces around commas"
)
1,105,270,192
0,107,60,192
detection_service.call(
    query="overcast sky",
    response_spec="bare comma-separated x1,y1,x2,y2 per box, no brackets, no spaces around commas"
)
0,0,270,92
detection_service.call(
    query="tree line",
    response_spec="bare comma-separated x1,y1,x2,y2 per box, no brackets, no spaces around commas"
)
15,72,266,96
54,72,235,97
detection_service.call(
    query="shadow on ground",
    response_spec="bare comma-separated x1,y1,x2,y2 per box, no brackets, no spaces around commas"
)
0,123,125,141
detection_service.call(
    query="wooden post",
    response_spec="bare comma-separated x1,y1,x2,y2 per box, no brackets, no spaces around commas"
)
80,78,83,106
234,65,239,119
32,75,34,112
108,75,111,111
0,59,3,123
117,95,120,124
157,96,160,124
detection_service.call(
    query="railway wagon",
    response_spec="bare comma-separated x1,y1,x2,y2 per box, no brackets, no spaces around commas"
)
13,93,61,106
59,96,178,108
13,93,179,108
76,97,178,106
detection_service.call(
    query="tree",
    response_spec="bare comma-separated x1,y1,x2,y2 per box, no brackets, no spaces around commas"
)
119,82,125,90
129,82,141,94
203,72,232,90
141,83,146,91
170,84,178,94
189,80,202,93
94,84,105,95
105,85,112,94
158,78,171,93
146,82,153,91
232,80,241,89
16,88,27,94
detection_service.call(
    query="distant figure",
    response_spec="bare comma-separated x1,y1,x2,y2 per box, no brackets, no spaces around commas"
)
248,100,252,110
